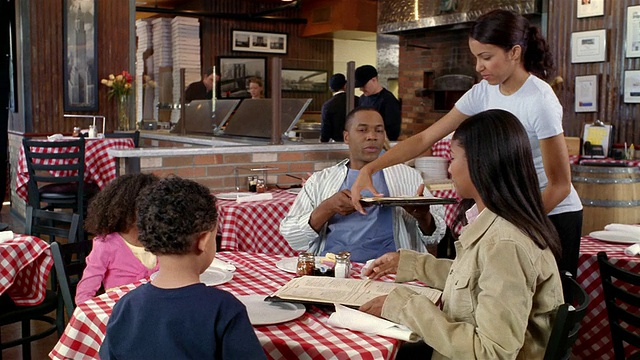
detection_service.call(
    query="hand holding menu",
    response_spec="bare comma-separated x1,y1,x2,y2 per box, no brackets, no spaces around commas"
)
268,276,442,307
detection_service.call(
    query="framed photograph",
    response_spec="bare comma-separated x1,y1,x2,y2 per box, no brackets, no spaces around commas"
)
217,56,267,99
571,29,607,63
232,30,287,55
63,0,98,111
577,0,605,18
281,69,328,92
624,70,640,103
575,75,598,112
626,5,640,58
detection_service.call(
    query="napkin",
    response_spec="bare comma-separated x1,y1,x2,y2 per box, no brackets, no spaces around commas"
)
327,304,419,342
47,134,64,141
604,224,640,237
0,231,14,242
209,258,236,272
235,193,273,203
624,243,640,257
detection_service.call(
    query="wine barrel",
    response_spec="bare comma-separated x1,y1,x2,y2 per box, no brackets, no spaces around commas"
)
571,165,640,235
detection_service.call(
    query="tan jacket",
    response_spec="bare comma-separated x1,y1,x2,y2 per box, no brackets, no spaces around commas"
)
381,208,563,359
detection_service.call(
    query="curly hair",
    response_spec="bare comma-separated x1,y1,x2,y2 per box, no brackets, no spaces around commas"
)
136,176,217,255
84,173,160,235
470,9,554,80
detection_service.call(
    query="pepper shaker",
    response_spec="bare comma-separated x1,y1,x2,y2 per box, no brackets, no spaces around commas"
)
296,252,315,277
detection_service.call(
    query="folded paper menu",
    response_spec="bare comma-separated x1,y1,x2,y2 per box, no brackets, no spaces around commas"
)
604,223,640,237
360,196,457,206
328,304,419,342
236,192,273,203
267,276,442,308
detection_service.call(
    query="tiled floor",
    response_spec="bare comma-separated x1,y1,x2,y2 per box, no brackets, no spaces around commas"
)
1,202,59,360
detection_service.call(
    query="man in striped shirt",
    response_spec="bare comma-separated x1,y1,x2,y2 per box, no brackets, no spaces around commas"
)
280,108,446,262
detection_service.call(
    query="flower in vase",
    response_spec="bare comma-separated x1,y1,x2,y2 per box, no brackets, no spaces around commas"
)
101,70,133,100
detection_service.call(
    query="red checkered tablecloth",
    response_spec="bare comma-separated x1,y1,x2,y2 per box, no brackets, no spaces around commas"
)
16,138,135,202
0,235,52,306
569,155,640,168
430,188,461,236
217,190,298,256
50,252,400,360
573,236,640,359
431,138,452,160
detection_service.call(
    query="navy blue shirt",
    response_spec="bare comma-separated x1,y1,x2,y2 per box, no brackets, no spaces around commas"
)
99,283,266,360
358,88,401,141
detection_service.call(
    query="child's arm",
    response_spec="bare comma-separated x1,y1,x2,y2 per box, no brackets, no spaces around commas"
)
75,238,110,304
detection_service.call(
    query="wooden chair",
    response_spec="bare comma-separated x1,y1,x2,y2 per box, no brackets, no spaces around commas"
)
597,252,640,360
543,271,590,360
22,138,99,241
0,209,80,360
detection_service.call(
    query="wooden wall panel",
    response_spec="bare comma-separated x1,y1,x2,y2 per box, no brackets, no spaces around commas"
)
548,0,640,145
24,0,130,134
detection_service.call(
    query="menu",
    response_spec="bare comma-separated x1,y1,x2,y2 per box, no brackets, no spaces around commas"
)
360,196,457,207
267,276,442,307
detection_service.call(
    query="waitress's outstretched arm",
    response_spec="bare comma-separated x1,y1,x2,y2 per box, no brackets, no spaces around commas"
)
351,107,469,213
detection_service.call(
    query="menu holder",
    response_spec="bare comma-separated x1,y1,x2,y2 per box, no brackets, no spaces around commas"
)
266,276,442,308
360,196,457,207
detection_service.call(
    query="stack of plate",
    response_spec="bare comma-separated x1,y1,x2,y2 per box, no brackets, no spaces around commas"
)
415,156,449,181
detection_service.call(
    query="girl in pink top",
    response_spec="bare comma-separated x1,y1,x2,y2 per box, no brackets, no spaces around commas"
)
75,173,160,304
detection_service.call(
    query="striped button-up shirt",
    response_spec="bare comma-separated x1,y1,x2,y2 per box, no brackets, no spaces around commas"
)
279,159,446,255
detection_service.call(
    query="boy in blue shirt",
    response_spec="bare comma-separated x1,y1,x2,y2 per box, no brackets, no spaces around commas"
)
99,177,265,360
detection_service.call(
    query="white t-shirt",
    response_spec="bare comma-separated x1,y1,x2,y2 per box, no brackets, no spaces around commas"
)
455,75,582,215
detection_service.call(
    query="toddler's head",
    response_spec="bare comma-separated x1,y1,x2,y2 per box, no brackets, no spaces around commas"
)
85,173,160,235
136,177,218,271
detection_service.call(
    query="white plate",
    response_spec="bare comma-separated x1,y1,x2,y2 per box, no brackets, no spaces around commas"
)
237,295,305,325
216,192,254,200
589,230,640,244
286,188,302,195
200,268,233,286
208,258,236,272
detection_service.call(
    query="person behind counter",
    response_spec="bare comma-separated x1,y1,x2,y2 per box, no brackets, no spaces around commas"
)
247,77,264,99
320,73,359,142
184,68,216,103
355,65,401,141
360,109,563,360
350,9,583,276
279,107,446,263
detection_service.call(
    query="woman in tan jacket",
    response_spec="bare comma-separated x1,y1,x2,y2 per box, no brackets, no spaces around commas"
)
361,109,564,359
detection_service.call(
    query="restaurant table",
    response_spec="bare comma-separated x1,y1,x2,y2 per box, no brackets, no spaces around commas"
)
217,190,298,256
569,155,640,168
16,137,135,202
49,251,402,360
573,236,640,359
0,235,52,306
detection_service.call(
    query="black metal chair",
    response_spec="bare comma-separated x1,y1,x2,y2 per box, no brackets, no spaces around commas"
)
0,208,80,360
543,271,591,360
597,252,640,360
104,130,140,148
22,138,99,241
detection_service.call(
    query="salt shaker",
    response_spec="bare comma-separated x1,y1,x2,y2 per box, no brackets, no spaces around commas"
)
296,252,315,277
334,252,351,278
88,125,97,138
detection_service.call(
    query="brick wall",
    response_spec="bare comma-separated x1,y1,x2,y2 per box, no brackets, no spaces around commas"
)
138,138,349,192
399,29,477,138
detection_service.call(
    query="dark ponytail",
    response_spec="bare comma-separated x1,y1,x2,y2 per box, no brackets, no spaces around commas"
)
524,26,554,80
470,10,554,80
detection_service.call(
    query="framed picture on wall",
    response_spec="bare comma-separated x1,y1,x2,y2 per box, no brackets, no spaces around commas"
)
577,0,604,18
63,0,98,111
231,30,288,55
623,70,640,103
626,5,640,57
571,29,607,63
575,75,598,112
281,69,328,92
217,56,267,99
